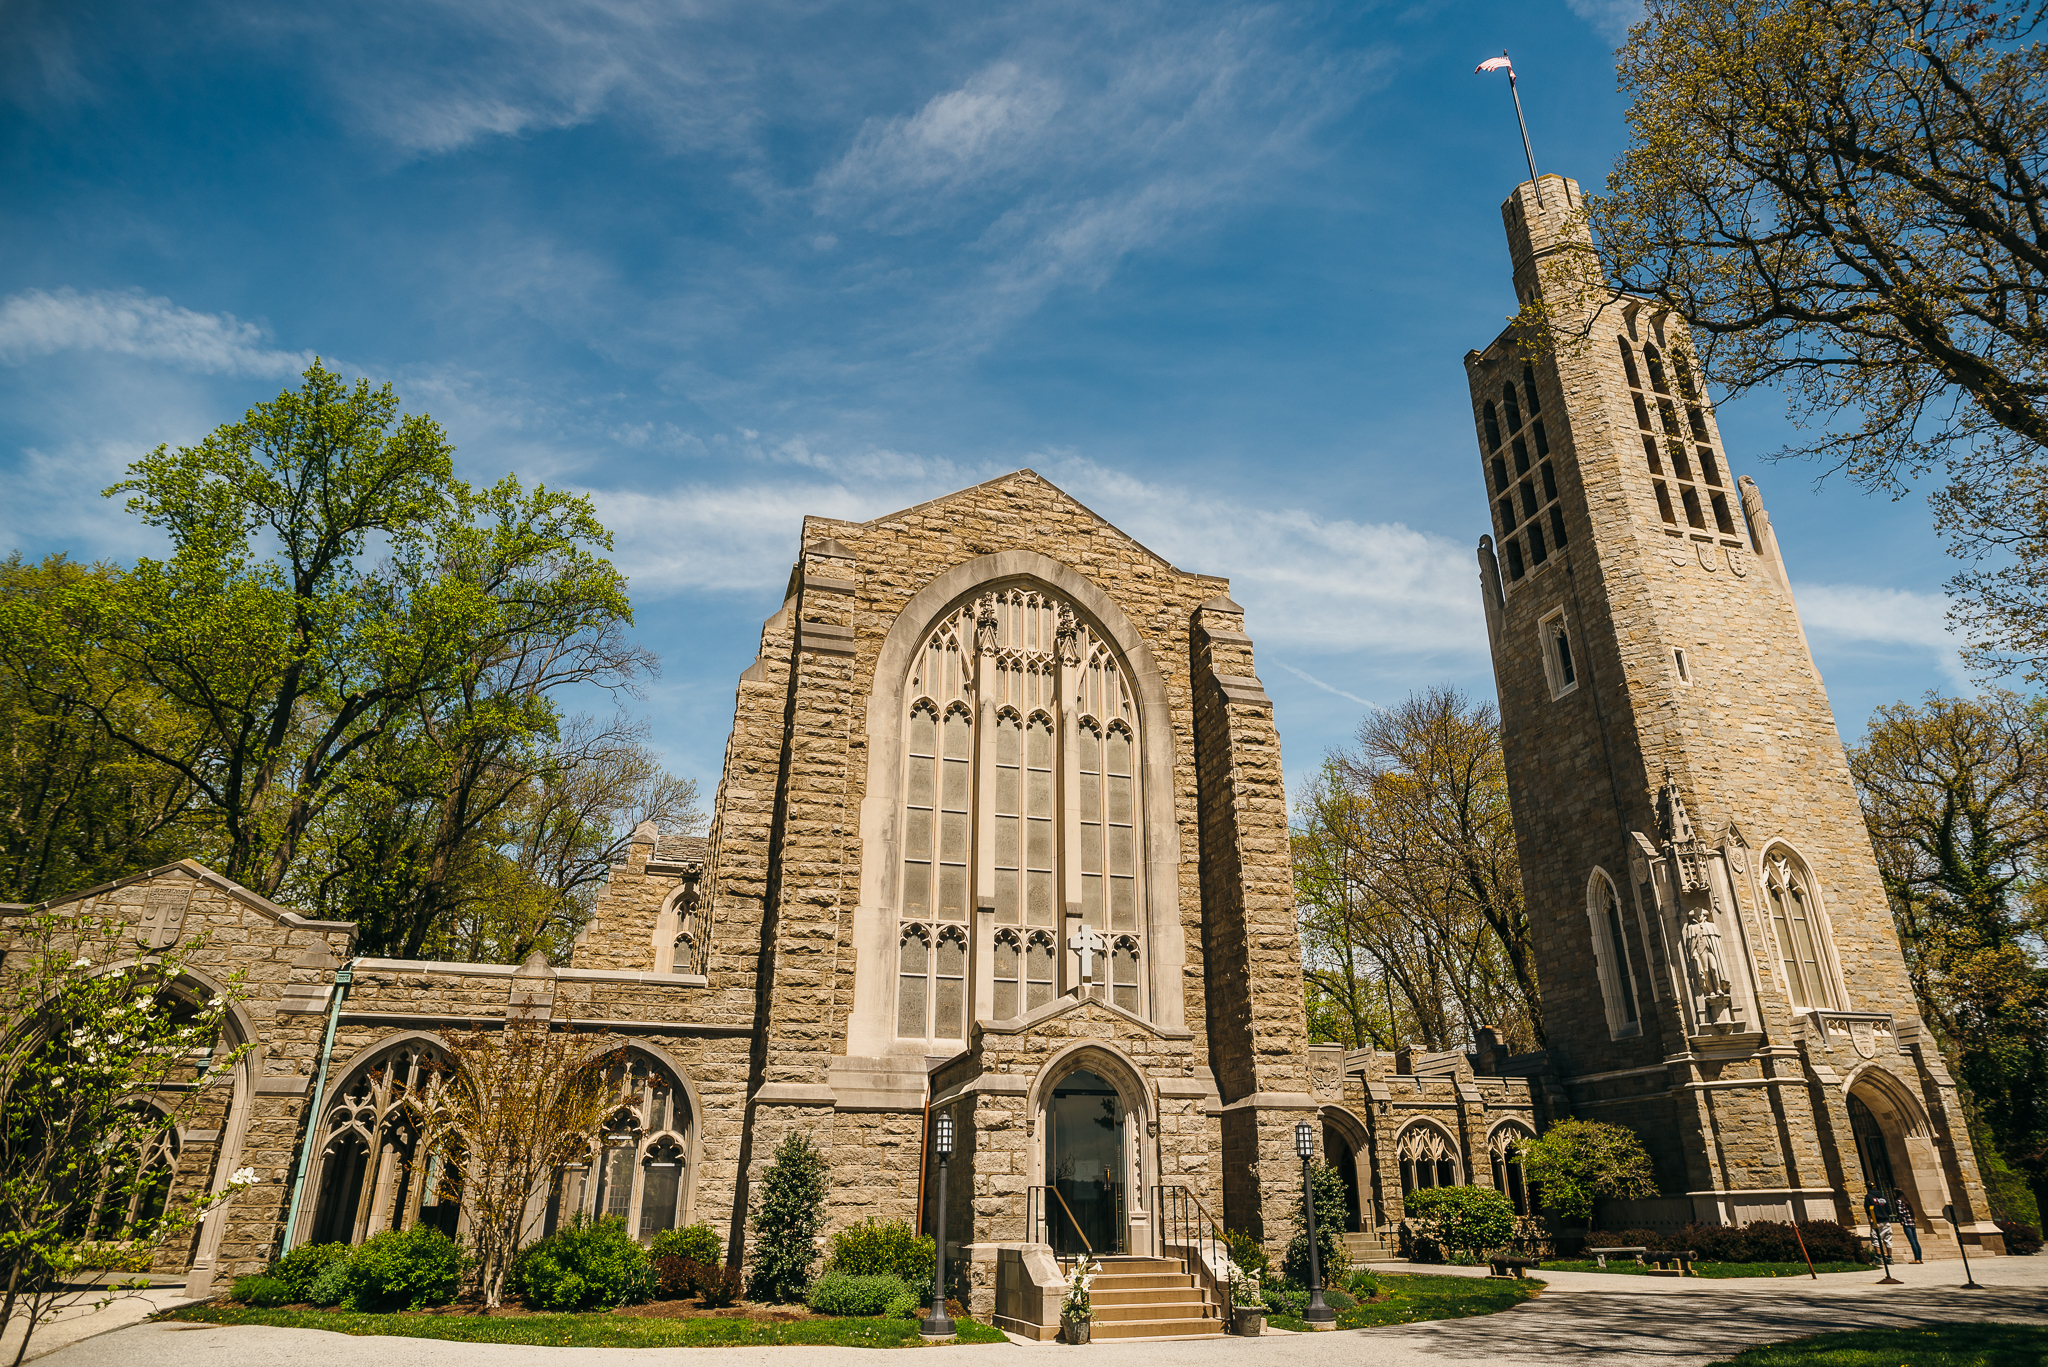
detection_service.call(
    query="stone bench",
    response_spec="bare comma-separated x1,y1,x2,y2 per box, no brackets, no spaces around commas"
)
1487,1256,1539,1280
1642,1249,1696,1277
1586,1245,1646,1268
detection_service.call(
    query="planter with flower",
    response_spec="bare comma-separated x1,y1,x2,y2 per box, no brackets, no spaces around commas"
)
1060,1256,1098,1344
1227,1268,1264,1336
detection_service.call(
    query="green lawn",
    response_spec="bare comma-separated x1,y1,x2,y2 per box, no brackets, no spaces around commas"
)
1539,1259,1871,1278
160,1305,1009,1348
1705,1323,2048,1366
1266,1272,1542,1332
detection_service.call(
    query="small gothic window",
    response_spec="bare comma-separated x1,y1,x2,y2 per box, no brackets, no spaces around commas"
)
1588,871,1643,1035
1398,1125,1460,1196
1671,442,1695,482
1532,420,1549,457
1698,447,1724,487
1549,505,1568,551
1519,479,1539,521
1504,536,1525,580
1512,436,1531,476
1483,403,1502,450
1634,394,1653,431
1674,647,1692,684
1711,491,1737,535
1765,852,1836,1009
1540,609,1576,697
934,925,968,1040
1497,497,1515,538
1522,363,1541,414
1688,405,1710,442
1643,434,1665,476
1528,520,1548,565
993,930,1022,1019
1025,930,1057,1011
1490,1125,1536,1216
1502,382,1522,433
897,924,930,1037
1672,347,1702,400
1540,463,1558,502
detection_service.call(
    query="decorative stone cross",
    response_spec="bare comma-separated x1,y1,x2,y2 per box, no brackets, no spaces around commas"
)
1068,924,1107,982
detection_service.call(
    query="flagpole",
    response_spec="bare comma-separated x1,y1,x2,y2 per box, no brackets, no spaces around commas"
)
1501,51,1545,209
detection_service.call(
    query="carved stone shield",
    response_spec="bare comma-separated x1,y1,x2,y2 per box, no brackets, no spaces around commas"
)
139,884,193,950
1698,541,1720,572
1727,547,1747,577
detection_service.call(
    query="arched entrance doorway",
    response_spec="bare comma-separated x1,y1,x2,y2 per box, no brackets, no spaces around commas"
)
1848,1093,1901,1200
1046,1069,1126,1255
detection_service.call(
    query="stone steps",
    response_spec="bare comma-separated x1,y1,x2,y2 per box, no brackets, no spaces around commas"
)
1083,1256,1222,1341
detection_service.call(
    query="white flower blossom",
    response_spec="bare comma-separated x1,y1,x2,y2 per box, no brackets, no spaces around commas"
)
71,958,92,969
229,1167,257,1186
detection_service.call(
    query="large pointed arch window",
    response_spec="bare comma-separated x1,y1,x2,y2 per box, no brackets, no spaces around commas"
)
1763,849,1839,1010
896,585,1146,1042
1587,869,1644,1038
544,1052,693,1241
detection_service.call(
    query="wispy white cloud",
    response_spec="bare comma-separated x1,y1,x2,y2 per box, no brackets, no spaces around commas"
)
1273,661,1386,711
1566,0,1644,44
818,62,1065,214
0,288,313,377
1793,582,1969,688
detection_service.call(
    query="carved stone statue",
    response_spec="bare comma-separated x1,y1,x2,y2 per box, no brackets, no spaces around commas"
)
1682,904,1731,1000
1055,604,1081,665
975,594,1000,653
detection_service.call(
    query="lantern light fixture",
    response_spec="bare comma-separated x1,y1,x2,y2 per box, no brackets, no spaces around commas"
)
936,1113,955,1157
1295,1120,1314,1160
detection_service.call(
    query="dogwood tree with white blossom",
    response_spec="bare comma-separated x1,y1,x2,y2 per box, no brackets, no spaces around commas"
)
0,912,254,1365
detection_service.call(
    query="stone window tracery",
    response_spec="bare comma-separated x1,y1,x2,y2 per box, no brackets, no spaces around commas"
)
1479,363,1562,584
1587,869,1644,1038
1397,1123,1460,1196
895,585,1146,1041
68,1102,178,1239
546,1052,692,1241
1621,337,1743,544
1489,1123,1535,1215
1763,849,1838,1010
309,1045,452,1245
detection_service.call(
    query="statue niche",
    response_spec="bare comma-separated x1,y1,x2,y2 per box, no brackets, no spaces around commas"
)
1635,771,1757,1041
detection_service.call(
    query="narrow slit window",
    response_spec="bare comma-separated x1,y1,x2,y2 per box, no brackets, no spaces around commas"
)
1541,610,1577,697
1674,647,1691,684
993,931,1021,1019
1602,881,1640,1026
1658,398,1680,436
1532,421,1549,458
1643,435,1665,475
1673,348,1702,400
1540,462,1558,502
1483,403,1501,450
1502,383,1522,433
1519,479,1539,520
937,708,971,918
1671,443,1695,481
1025,715,1055,927
1634,394,1653,430
1528,520,1549,564
903,704,937,916
1497,498,1516,537
1681,486,1707,529
1106,727,1136,932
1549,505,1568,549
1688,405,1710,441
1078,724,1103,928
1644,343,1671,393
1505,536,1526,580
1698,447,1723,487
1512,436,1531,475
992,713,1020,923
1491,455,1510,493
1522,364,1542,414
1654,481,1677,524
1618,338,1642,388
1711,491,1737,536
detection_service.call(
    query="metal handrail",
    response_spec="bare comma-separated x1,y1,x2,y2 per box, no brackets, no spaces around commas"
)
1152,1185,1227,1321
1026,1184,1094,1257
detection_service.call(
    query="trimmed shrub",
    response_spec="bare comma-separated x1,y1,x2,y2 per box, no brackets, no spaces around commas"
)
513,1215,655,1312
886,1285,926,1318
267,1242,350,1302
230,1274,293,1307
1522,1120,1659,1222
828,1218,934,1291
650,1223,722,1267
748,1133,828,1303
1225,1229,1271,1285
653,1254,742,1305
343,1226,465,1312
1404,1186,1518,1260
806,1271,911,1317
307,1257,352,1307
1998,1221,2043,1256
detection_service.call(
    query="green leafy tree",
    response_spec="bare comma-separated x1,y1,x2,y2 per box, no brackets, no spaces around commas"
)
0,555,210,902
1586,0,2048,675
0,914,256,1363
1402,1186,1517,1261
1849,691,2048,1220
748,1132,828,1303
1520,1119,1660,1224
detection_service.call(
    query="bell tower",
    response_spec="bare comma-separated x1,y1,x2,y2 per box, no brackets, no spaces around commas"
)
1465,175,2005,1250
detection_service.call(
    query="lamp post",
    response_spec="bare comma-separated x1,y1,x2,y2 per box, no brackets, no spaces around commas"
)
922,1113,957,1340
1945,1204,1984,1290
1296,1122,1336,1328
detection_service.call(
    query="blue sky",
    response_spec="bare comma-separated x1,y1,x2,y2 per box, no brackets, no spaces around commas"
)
0,0,1972,807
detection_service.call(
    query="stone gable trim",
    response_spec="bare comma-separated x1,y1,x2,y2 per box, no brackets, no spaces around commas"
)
973,990,1195,1042
31,860,356,932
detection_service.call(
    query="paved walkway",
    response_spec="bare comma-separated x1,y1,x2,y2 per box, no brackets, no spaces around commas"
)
1,1282,204,1364
35,1257,2048,1367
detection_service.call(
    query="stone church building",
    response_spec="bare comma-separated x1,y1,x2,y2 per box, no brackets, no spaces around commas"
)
0,174,2006,1330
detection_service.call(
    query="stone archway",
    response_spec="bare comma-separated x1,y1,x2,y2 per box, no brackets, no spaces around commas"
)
1845,1065,1951,1231
1320,1105,1372,1232
1026,1042,1154,1256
